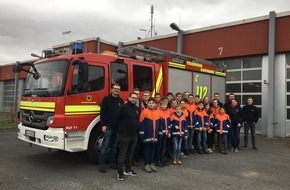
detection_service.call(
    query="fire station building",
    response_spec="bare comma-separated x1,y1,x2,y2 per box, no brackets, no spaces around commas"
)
1,11,290,138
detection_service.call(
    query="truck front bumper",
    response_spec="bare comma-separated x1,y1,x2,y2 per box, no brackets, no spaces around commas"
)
18,122,65,150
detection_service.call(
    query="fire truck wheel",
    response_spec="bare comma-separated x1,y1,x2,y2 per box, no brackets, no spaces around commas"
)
86,126,103,164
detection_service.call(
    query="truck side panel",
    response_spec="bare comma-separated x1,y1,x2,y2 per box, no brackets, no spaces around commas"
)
168,68,192,94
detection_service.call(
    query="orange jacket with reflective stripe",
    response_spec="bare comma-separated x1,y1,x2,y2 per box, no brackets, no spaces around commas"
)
139,108,160,143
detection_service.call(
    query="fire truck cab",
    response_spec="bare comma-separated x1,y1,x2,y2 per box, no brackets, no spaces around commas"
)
14,45,226,163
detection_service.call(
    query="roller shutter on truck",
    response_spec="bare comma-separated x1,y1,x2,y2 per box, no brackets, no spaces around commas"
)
168,67,225,101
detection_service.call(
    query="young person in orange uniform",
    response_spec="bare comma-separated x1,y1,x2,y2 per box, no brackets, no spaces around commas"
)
185,94,197,154
194,101,210,154
209,98,221,151
169,98,178,116
154,93,161,108
155,98,171,167
180,99,190,156
214,107,231,154
139,97,160,173
170,104,188,165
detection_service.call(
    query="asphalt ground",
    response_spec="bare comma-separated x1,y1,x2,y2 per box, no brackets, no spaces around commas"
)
0,128,290,190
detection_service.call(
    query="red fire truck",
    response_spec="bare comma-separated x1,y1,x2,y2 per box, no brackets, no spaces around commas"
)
14,44,226,163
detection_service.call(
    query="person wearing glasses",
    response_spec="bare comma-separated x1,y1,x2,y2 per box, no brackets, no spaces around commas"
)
98,83,124,173
114,92,140,181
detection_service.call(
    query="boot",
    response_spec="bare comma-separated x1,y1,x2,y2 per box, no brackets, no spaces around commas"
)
212,144,216,151
172,157,177,165
177,157,182,165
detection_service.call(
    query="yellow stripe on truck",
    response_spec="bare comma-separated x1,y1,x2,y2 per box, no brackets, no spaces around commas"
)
65,105,101,115
20,101,55,112
152,67,163,97
169,62,185,69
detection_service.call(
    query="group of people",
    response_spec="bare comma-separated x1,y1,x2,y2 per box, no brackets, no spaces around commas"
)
98,83,260,181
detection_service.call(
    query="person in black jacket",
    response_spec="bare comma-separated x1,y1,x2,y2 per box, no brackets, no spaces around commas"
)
98,83,124,173
242,97,259,150
114,92,140,181
226,99,244,153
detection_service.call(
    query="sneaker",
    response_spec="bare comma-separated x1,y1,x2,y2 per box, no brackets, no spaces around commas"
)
124,169,138,176
207,148,213,153
99,167,106,173
144,164,152,173
172,159,177,165
230,147,234,152
202,149,209,154
181,152,187,158
234,148,239,153
150,164,157,172
117,173,124,181
253,147,259,150
177,159,182,165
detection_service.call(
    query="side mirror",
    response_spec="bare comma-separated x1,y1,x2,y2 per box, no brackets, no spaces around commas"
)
12,64,23,73
33,72,41,80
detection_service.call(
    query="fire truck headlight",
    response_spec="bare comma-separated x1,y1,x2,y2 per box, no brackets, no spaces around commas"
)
44,135,59,142
46,116,54,125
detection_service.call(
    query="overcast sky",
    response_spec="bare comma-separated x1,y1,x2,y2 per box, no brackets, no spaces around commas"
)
0,0,289,65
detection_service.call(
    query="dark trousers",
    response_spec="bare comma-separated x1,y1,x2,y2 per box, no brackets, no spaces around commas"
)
143,143,156,165
117,135,137,173
227,127,232,148
244,122,256,148
207,130,216,149
155,135,166,163
164,137,173,160
132,136,143,162
217,133,227,151
230,123,241,148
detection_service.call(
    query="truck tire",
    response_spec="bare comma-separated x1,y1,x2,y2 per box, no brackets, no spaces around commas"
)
86,126,103,164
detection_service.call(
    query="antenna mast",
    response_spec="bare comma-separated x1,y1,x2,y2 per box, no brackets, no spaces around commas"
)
150,5,154,38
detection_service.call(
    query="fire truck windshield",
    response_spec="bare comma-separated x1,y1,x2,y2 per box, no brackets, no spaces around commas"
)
23,60,69,97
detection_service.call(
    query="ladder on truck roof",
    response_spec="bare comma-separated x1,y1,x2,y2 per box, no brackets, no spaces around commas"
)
117,44,215,67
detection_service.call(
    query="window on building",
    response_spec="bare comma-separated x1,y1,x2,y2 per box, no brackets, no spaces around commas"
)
243,56,262,68
243,82,261,92
3,80,15,112
226,71,241,81
287,109,290,120
214,56,262,115
286,54,290,120
133,65,153,91
111,62,128,91
226,83,241,93
224,58,242,69
243,70,261,80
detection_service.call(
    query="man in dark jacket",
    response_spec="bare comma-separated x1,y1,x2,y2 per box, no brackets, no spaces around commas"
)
98,83,124,173
114,92,140,181
242,97,259,150
226,99,244,153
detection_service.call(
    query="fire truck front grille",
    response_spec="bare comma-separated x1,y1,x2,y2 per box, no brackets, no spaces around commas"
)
20,110,54,130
